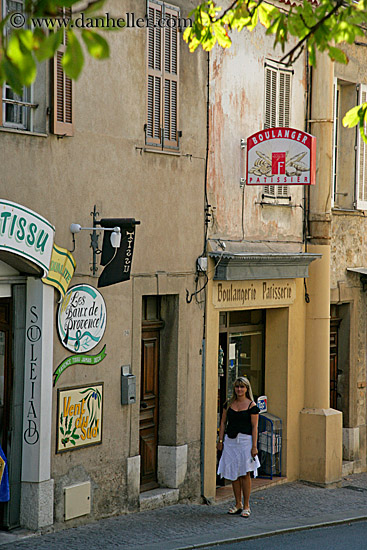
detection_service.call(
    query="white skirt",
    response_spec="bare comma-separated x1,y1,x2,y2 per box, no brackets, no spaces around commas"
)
217,434,261,481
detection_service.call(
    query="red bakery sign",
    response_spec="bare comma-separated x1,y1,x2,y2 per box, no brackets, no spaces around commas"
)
246,127,316,185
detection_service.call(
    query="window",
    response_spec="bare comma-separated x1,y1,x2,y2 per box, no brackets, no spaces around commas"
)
146,1,179,150
356,84,367,210
1,1,32,130
332,80,366,211
52,7,73,136
263,61,292,200
1,0,47,133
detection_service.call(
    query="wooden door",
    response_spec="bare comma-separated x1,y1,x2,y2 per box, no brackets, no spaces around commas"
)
330,319,340,410
140,326,160,491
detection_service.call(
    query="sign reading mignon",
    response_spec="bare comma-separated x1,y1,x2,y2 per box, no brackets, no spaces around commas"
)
246,127,316,185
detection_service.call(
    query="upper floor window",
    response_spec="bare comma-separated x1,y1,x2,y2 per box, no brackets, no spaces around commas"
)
1,1,72,135
1,0,34,130
332,80,367,211
263,61,292,201
146,0,180,150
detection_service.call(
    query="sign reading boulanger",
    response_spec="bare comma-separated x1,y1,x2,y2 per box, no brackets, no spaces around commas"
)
246,127,316,186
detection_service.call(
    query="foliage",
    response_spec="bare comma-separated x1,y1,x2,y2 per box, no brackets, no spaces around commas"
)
0,0,117,95
1,0,367,140
183,0,367,141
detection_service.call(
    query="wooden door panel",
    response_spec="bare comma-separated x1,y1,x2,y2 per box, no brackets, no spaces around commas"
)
140,328,160,491
140,432,157,477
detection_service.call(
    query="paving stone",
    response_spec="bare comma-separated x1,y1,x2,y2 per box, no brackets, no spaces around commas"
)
0,473,366,550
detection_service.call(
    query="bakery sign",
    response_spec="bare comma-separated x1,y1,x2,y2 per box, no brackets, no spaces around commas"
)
246,127,316,185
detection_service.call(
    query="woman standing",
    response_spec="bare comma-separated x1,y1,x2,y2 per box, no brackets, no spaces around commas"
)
217,376,260,517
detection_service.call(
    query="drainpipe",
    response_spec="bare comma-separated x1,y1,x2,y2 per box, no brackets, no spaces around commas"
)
200,51,210,499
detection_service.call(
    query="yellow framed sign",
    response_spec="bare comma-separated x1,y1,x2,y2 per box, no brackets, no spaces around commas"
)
56,384,103,453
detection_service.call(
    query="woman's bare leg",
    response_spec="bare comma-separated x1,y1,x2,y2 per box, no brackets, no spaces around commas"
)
231,478,242,508
240,473,251,509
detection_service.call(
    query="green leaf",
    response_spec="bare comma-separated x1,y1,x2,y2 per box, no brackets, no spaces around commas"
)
71,433,80,439
342,104,361,128
60,426,65,435
35,29,63,61
70,439,76,445
83,0,107,14
328,46,348,64
2,58,25,95
61,29,84,79
213,23,231,49
81,30,109,59
7,33,37,85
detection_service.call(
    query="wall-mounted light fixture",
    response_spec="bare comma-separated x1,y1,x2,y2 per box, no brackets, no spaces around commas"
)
70,223,122,249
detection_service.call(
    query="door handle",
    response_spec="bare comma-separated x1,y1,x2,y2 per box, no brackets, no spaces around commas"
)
140,401,148,409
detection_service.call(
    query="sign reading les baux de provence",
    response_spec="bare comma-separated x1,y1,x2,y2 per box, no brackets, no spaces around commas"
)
246,127,316,186
57,284,106,354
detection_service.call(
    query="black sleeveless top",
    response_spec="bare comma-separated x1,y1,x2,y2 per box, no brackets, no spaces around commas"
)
225,402,260,438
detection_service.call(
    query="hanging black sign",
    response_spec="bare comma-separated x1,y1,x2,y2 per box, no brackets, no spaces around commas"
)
98,218,139,288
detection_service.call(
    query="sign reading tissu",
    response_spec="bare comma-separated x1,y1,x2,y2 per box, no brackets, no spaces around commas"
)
57,284,106,353
246,127,316,185
0,199,55,275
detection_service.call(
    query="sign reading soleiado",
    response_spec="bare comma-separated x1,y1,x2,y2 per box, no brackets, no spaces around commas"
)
0,200,55,275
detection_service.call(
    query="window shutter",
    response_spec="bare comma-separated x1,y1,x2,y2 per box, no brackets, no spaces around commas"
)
356,84,367,210
331,79,339,206
278,71,291,127
0,0,2,127
163,6,179,149
146,2,163,146
265,67,277,129
264,64,291,198
52,8,73,136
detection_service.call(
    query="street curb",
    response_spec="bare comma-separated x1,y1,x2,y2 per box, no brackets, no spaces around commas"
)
172,514,367,550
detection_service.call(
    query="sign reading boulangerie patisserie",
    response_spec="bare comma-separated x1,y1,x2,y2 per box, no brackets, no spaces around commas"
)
246,127,316,185
213,279,296,308
57,284,106,353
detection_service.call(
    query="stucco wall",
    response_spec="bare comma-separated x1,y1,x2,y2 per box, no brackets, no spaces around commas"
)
1,0,207,525
208,26,306,244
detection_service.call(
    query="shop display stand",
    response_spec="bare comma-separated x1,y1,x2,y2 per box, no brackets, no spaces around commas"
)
257,412,282,479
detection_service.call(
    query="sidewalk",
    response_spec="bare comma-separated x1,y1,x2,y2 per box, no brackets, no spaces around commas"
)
1,472,367,550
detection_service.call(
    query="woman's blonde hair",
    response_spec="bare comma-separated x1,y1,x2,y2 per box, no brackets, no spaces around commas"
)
228,376,254,406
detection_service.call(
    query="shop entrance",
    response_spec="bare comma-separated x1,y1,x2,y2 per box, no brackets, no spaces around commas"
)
0,299,12,528
140,297,163,492
217,309,265,485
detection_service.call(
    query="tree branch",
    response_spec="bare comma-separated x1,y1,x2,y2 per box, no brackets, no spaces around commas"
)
280,0,344,65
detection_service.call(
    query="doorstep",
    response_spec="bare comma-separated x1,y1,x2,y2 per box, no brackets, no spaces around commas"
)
0,528,35,547
139,487,179,512
216,477,288,502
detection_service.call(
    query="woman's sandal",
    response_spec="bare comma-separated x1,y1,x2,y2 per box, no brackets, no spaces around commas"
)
241,508,251,518
227,505,242,515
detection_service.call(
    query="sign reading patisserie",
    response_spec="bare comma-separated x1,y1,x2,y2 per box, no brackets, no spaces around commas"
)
246,127,316,185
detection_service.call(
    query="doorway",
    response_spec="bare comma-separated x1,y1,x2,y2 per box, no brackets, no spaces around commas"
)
217,309,265,485
140,297,163,492
0,299,11,528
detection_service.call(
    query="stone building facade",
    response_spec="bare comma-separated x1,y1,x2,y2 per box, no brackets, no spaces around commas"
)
0,0,207,530
330,37,367,475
